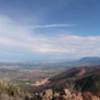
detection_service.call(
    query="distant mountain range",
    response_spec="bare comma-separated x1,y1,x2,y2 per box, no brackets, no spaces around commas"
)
74,57,100,66
52,57,100,68
0,57,100,69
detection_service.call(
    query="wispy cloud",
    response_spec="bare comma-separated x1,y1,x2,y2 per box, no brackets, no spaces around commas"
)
30,24,74,29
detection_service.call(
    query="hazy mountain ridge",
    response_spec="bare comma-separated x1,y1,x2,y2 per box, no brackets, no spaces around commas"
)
0,57,100,70
78,57,100,65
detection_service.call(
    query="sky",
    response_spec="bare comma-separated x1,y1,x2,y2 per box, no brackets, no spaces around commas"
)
0,0,99,62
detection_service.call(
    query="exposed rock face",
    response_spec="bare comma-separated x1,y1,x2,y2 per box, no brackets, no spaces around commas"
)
32,78,49,86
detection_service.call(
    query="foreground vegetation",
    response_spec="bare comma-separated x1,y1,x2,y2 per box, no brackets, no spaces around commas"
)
0,80,100,100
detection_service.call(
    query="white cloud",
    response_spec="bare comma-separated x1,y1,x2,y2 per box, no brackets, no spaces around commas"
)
0,15,100,59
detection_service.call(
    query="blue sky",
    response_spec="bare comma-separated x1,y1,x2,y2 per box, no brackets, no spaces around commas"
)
0,0,99,62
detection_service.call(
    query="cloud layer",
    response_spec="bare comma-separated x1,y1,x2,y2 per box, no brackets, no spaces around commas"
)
0,15,100,61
